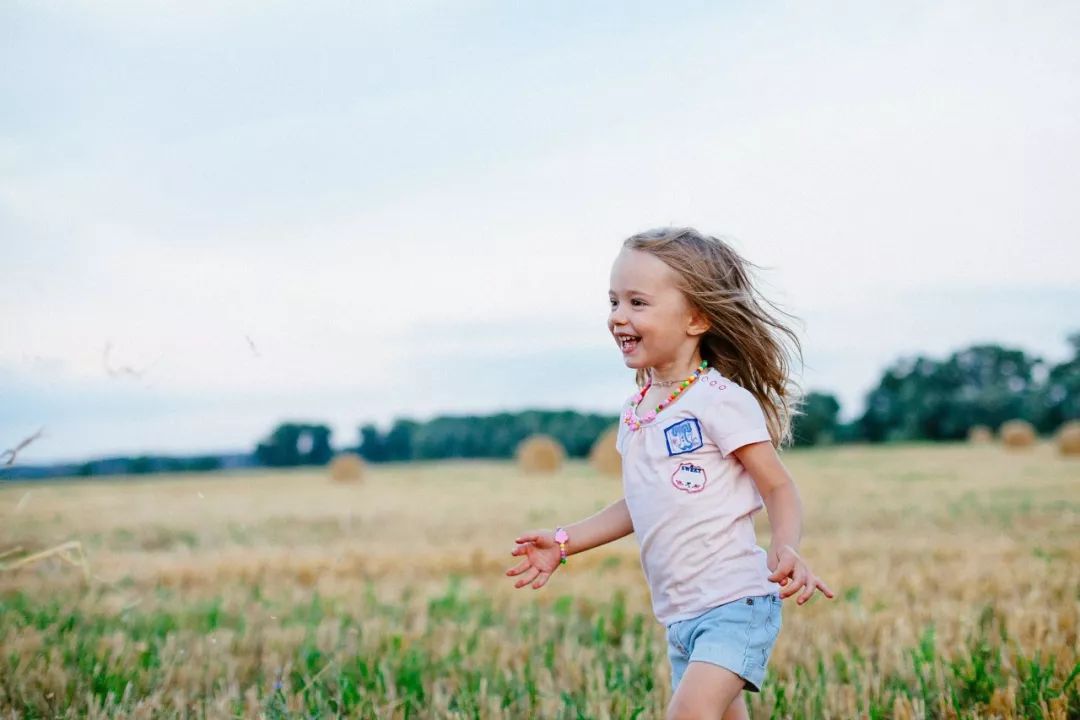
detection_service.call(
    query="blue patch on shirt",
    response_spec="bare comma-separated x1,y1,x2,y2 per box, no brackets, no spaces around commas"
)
663,418,704,456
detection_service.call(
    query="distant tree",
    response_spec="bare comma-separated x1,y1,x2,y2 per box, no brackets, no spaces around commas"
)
859,356,937,442
306,426,333,465
792,392,841,447
128,456,155,474
383,419,418,461
858,344,1044,442
833,421,864,444
357,424,387,462
255,423,333,466
357,410,618,462
256,423,302,466
190,456,222,472
1035,331,1080,432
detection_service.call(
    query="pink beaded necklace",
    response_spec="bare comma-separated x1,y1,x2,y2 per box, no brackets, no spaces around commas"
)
623,359,709,431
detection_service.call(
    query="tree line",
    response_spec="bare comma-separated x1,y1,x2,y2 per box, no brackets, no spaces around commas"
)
261,333,1079,464
854,336,1078,442
3,334,1076,479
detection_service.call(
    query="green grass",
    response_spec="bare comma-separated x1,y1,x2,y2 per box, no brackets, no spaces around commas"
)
1,582,1076,719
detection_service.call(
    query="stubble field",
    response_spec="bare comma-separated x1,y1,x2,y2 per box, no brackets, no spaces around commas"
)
0,443,1077,719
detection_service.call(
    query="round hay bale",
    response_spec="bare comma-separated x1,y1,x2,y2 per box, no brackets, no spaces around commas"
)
999,419,1036,449
1056,420,1080,457
589,426,621,477
516,434,565,474
967,425,993,444
328,452,366,482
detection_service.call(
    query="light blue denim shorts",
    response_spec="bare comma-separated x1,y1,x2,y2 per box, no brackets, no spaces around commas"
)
666,592,782,693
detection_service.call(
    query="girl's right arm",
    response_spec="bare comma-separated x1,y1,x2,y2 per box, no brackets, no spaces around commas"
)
506,498,634,589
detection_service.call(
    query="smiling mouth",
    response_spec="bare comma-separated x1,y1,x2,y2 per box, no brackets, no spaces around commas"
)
616,334,641,353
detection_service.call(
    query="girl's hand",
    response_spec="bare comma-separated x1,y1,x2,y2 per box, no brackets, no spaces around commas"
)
768,544,835,605
506,530,562,590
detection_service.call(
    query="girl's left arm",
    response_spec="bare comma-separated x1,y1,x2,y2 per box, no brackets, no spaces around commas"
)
734,441,835,605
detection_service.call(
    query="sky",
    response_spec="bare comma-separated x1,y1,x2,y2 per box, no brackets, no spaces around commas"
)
2,1,1078,464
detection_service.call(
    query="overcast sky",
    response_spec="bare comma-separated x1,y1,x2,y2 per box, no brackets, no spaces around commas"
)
2,1,1078,464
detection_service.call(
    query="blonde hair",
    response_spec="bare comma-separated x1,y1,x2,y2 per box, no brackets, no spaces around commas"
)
623,227,803,449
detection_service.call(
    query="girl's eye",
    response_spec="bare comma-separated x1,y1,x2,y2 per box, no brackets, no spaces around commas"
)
631,299,645,307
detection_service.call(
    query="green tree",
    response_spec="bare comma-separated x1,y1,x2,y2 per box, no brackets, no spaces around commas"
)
306,426,333,465
858,344,1044,442
383,419,418,461
792,392,841,447
255,423,334,466
361,410,619,462
128,456,155,474
256,423,302,466
357,424,387,462
1035,331,1080,432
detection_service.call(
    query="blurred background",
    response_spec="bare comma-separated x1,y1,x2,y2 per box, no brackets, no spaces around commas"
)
2,4,1079,719
2,1,1077,473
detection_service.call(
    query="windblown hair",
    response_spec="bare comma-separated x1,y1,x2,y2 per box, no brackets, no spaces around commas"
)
623,227,804,449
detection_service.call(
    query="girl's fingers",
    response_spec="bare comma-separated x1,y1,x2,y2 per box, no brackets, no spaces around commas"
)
514,567,541,589
532,571,551,590
817,577,836,599
768,555,796,583
780,569,807,599
505,559,531,577
796,579,817,605
510,543,532,557
778,571,796,598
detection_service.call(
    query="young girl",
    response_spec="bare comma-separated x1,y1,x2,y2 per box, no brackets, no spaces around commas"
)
506,227,834,720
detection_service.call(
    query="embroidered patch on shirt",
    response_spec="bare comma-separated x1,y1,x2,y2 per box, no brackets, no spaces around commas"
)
670,462,708,493
663,418,704,456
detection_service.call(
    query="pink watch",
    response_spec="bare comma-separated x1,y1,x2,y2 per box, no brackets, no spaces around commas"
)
554,527,569,565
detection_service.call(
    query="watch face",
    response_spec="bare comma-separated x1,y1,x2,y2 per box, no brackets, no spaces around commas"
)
554,528,569,543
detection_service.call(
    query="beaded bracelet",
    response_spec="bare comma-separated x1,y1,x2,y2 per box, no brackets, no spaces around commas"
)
554,527,569,565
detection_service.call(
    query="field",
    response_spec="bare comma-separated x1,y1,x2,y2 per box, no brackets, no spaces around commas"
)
1,443,1077,719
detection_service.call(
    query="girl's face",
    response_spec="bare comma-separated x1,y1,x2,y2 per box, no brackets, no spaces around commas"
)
608,248,705,370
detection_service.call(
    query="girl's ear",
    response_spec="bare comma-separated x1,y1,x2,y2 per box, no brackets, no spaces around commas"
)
687,308,709,337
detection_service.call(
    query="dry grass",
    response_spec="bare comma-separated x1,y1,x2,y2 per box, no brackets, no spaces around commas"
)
0,443,1077,718
967,425,993,444
0,540,90,584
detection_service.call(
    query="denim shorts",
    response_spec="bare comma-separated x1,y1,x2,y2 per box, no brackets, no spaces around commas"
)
666,592,782,693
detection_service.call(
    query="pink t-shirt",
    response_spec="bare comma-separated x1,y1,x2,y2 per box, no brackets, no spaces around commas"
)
616,367,780,626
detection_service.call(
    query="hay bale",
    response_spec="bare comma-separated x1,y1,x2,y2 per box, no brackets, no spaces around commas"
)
1056,420,1080,457
516,434,565,473
328,452,366,482
967,425,993,444
589,426,621,477
999,419,1036,449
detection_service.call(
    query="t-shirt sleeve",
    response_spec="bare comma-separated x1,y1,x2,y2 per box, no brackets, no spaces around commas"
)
700,385,772,458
